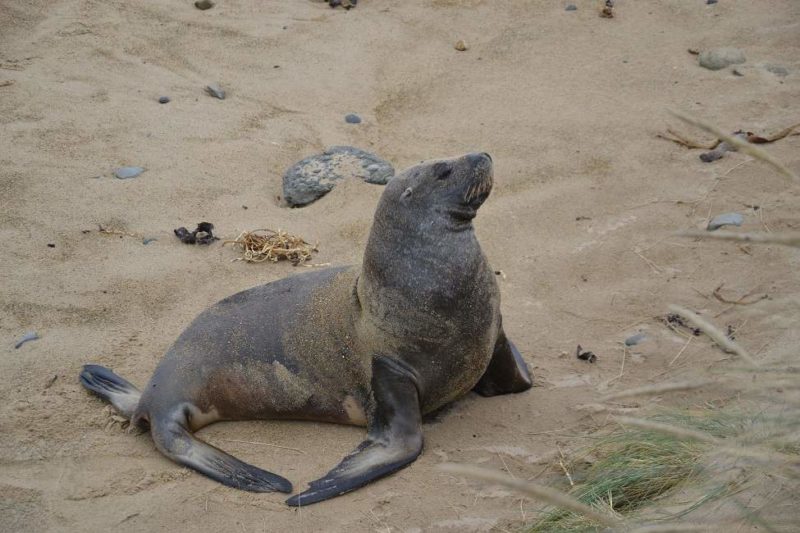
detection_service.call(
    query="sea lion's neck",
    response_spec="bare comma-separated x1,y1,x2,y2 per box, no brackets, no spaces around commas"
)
358,213,491,312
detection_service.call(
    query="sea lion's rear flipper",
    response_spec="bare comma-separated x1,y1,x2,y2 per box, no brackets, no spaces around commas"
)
150,411,292,493
79,364,141,418
286,356,423,507
473,325,533,397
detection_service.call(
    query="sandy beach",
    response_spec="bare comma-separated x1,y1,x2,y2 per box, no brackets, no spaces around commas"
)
1,1,799,531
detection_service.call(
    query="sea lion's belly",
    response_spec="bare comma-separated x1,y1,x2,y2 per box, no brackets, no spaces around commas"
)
136,267,370,425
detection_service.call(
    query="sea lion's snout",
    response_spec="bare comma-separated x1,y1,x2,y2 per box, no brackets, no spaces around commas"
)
461,152,493,211
386,152,494,223
467,152,492,166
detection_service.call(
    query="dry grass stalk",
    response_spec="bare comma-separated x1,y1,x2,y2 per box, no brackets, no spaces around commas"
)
668,109,798,181
225,229,317,265
628,525,708,533
613,416,718,445
669,337,693,366
678,230,800,248
615,416,800,472
601,380,712,402
437,463,624,529
613,417,799,466
219,438,305,454
667,305,758,367
98,225,142,239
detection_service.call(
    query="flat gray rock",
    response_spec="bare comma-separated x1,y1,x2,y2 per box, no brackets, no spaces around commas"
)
114,166,145,179
699,47,746,71
624,332,647,346
707,212,744,231
765,64,789,77
283,146,394,207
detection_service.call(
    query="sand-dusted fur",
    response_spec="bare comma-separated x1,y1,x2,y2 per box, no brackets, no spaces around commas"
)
80,152,532,506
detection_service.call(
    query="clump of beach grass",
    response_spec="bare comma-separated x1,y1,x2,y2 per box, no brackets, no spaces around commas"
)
527,411,743,532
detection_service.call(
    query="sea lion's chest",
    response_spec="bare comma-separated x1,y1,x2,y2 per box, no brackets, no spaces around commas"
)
358,266,500,412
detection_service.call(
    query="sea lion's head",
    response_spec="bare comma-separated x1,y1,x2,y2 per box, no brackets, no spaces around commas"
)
380,152,494,228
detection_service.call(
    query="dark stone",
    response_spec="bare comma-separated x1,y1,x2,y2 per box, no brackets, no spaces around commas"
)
576,345,597,363
174,222,219,245
345,113,362,124
158,96,170,104
565,4,577,11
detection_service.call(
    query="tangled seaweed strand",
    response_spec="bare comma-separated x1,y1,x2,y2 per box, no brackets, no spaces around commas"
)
225,229,317,265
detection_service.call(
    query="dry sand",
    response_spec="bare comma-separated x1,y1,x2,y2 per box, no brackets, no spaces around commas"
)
1,0,799,531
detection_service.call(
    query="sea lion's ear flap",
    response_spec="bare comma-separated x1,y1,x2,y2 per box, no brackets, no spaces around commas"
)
401,187,413,199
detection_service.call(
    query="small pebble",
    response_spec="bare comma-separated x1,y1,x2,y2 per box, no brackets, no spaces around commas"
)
195,0,214,10
698,47,746,71
205,83,226,99
707,212,744,231
765,64,789,77
345,113,362,124
576,344,597,363
625,333,647,346
699,144,730,162
15,331,39,349
732,68,744,77
454,40,468,52
47,243,55,248
114,166,145,179
565,4,577,11
158,96,170,104
142,238,158,245
706,0,717,4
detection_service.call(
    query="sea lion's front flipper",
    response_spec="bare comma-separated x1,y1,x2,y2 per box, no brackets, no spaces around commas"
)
150,409,292,493
473,325,533,397
286,355,423,507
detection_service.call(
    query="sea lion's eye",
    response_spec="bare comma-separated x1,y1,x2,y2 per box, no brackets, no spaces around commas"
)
401,187,413,199
433,162,452,180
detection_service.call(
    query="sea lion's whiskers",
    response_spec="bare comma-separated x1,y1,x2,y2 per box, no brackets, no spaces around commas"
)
465,183,476,203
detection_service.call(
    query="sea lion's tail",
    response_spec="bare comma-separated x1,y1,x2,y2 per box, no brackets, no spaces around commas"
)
79,364,141,419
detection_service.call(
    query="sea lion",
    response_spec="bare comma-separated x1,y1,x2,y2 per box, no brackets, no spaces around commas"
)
79,152,533,506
